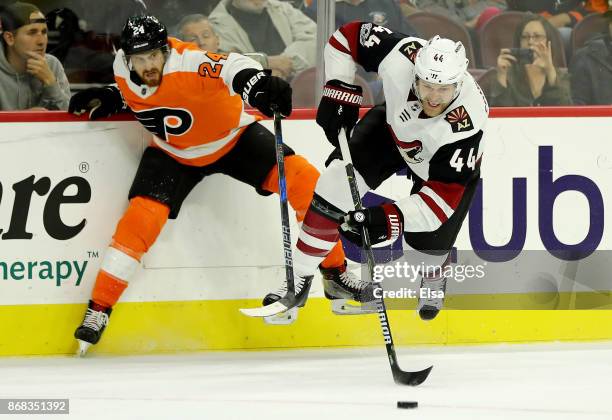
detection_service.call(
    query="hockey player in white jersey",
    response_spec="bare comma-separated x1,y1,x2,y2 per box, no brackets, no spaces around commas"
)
264,22,489,321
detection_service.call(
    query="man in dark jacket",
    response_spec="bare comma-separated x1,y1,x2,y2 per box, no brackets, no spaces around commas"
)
570,11,612,105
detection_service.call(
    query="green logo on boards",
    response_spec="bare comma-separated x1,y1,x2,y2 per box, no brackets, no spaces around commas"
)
0,260,88,286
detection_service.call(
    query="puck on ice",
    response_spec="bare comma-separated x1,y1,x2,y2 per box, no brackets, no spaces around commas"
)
397,401,418,409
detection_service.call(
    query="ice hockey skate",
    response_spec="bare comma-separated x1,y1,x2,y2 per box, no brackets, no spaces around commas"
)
416,276,447,321
74,300,112,356
320,262,376,315
261,274,313,325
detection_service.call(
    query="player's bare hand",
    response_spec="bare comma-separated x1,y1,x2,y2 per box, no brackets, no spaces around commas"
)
26,52,56,86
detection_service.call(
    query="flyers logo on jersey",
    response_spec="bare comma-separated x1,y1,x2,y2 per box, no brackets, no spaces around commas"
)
134,107,194,141
445,105,473,133
399,41,423,63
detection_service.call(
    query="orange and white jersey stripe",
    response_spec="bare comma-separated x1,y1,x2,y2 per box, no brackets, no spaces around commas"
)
114,37,262,166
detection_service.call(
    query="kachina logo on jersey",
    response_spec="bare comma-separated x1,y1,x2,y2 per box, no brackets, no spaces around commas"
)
0,175,92,286
389,128,423,163
395,139,423,164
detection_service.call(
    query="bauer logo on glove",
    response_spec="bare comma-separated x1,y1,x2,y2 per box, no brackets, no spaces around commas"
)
232,68,292,118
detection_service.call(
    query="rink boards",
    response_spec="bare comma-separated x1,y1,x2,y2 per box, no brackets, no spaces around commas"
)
1,108,612,355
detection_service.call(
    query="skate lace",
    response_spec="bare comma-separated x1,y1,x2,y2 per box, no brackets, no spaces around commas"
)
82,308,109,331
274,277,306,296
339,270,366,291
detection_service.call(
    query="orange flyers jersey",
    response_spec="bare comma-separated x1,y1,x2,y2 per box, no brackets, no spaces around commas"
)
114,37,262,166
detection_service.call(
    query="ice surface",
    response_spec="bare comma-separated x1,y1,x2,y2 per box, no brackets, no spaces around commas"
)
0,342,610,420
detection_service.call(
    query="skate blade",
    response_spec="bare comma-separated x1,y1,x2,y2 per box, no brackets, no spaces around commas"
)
264,307,298,325
76,340,91,357
240,300,292,318
331,299,377,315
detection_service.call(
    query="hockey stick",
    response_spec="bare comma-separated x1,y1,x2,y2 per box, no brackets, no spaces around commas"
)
338,127,432,386
239,108,299,318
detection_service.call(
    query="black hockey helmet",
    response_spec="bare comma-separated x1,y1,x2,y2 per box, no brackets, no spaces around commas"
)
120,14,167,56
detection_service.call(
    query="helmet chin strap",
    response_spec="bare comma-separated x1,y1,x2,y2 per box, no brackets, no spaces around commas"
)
122,55,144,86
129,70,145,86
412,76,424,103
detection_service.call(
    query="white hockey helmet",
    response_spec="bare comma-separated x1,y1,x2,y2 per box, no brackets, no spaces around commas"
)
413,35,469,100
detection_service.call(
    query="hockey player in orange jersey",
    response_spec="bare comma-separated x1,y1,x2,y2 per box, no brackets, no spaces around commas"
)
68,15,369,355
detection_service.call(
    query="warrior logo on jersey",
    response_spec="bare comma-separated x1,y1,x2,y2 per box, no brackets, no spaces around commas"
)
134,107,194,141
399,41,422,63
445,105,473,133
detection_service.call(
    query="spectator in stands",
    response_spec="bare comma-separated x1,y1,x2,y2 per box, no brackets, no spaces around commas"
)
570,10,612,105
585,0,609,14
302,0,418,36
507,0,588,29
0,2,69,110
31,0,147,84
302,0,419,102
148,0,220,31
176,14,220,52
403,0,506,31
209,0,316,80
489,14,571,106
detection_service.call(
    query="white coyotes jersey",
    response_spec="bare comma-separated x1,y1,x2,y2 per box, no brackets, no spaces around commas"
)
379,39,489,181
325,22,489,233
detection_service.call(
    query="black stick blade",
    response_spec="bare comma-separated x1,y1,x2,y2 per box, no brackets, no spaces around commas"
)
393,365,433,386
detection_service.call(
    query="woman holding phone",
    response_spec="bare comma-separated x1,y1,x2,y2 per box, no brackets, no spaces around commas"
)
489,13,571,106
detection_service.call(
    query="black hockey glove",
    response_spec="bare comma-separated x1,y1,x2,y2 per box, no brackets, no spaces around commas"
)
68,86,126,120
316,79,363,148
340,204,404,247
233,69,292,117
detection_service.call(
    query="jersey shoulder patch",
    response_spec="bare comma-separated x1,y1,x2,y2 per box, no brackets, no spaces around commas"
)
398,40,423,64
444,105,474,134
359,22,374,46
